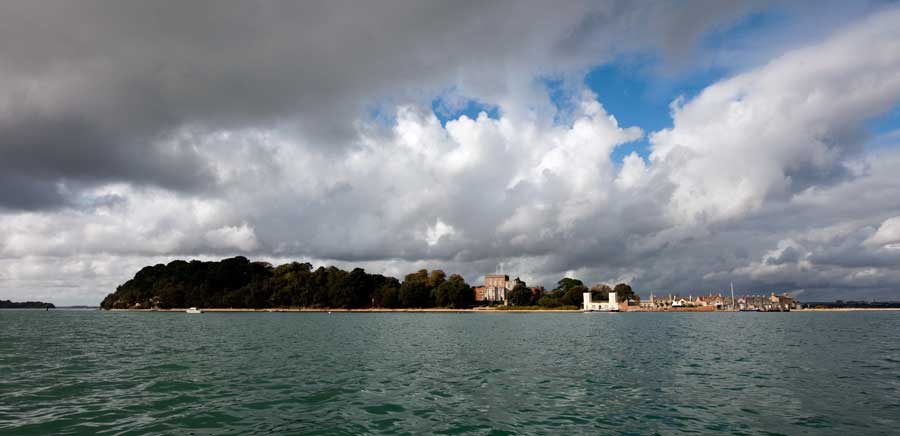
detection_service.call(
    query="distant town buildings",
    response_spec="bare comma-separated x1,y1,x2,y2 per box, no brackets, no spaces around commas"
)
736,293,799,311
473,273,801,312
637,292,799,311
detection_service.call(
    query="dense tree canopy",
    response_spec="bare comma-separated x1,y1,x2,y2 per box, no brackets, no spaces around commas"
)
522,278,638,308
527,277,584,308
100,258,472,310
561,285,588,306
590,283,613,302
554,278,584,293
0,300,55,309
507,282,533,306
613,283,636,302
589,283,637,302
434,274,476,308
101,259,634,310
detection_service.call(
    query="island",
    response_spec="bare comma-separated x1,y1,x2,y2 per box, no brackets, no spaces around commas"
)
0,300,55,309
100,256,644,311
100,256,477,310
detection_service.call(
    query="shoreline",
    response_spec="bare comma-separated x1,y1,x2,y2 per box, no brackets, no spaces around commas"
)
794,308,900,312
107,307,580,313
103,307,900,313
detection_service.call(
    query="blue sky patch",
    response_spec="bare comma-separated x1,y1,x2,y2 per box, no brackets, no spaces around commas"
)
431,97,499,127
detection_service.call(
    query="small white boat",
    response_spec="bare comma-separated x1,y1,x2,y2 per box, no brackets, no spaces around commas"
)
186,307,203,314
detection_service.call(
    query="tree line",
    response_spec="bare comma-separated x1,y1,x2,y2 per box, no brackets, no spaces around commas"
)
504,277,636,308
100,257,475,310
99,256,638,310
0,300,55,309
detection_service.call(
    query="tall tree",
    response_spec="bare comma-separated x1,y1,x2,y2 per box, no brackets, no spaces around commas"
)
613,283,635,302
371,276,400,307
561,285,588,306
507,283,533,306
346,268,373,308
379,284,401,308
435,274,474,308
400,280,433,308
530,286,546,305
428,270,447,289
591,283,612,302
554,277,584,293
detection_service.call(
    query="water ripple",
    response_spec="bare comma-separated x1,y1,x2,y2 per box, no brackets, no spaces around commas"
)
1,310,899,435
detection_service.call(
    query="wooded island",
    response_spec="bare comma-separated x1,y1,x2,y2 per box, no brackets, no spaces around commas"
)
99,256,635,310
0,300,55,309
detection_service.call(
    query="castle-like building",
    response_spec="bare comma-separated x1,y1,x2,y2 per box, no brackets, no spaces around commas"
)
474,274,524,304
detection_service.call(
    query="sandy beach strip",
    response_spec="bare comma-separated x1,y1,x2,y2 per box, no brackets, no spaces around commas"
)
107,307,581,313
105,307,900,313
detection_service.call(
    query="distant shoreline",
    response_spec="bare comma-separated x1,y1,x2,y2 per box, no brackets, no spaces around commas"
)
795,308,900,312
103,307,900,313
107,307,578,313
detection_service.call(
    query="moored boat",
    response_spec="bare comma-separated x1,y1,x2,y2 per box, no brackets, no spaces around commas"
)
186,307,202,314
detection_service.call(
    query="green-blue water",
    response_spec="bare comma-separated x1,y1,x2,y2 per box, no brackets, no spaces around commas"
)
2,311,899,435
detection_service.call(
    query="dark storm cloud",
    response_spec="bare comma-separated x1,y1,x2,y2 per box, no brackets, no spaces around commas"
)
3,1,900,306
0,174,67,211
0,0,756,210
0,114,214,209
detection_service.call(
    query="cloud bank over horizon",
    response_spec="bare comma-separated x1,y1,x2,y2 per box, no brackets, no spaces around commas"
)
2,1,900,304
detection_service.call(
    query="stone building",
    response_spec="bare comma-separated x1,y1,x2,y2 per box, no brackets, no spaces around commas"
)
477,274,524,304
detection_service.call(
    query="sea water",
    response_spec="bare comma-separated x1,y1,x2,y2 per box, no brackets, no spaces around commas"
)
1,310,899,435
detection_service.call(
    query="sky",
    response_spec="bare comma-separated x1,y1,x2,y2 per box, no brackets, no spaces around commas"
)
2,1,900,305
